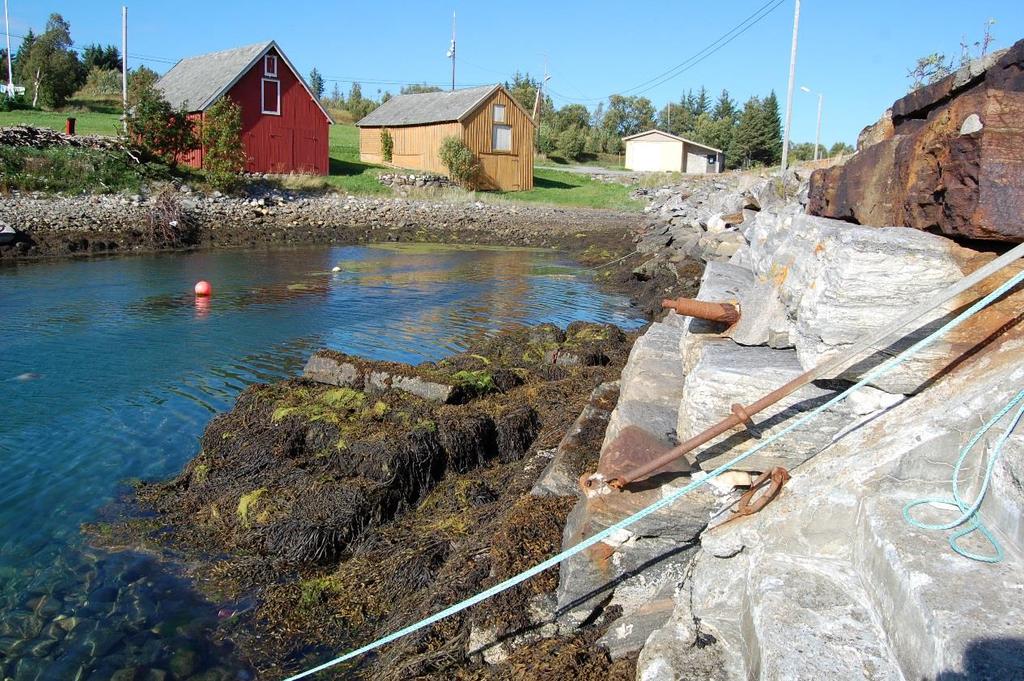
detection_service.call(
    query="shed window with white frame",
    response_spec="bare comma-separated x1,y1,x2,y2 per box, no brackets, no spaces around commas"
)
262,78,281,115
264,55,278,77
493,103,506,123
492,124,512,152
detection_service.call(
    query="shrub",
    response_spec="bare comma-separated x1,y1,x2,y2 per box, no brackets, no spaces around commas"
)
0,144,168,194
536,122,557,155
380,128,393,163
126,79,197,167
79,66,121,98
556,125,586,161
146,185,198,248
202,97,247,191
438,136,478,188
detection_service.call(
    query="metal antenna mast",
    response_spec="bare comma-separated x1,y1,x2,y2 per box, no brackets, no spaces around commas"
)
448,11,456,91
121,5,128,133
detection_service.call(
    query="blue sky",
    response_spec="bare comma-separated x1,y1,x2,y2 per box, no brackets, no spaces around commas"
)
5,1,1022,144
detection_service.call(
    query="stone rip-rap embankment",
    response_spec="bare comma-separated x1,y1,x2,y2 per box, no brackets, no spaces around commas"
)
531,43,1024,680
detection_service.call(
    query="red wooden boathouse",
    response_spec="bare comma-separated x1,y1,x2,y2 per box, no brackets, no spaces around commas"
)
155,41,332,175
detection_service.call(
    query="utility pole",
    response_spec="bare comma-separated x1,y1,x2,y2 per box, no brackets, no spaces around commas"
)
121,5,128,134
535,55,549,121
812,91,822,160
447,11,456,91
800,85,824,160
780,0,800,173
4,0,13,98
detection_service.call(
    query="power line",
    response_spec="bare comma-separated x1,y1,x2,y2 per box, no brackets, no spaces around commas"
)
322,75,491,88
546,0,785,103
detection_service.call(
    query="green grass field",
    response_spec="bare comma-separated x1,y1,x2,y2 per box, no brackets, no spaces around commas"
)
0,110,639,210
0,108,124,136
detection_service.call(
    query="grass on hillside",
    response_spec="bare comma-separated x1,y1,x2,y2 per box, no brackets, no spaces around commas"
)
0,144,172,194
538,151,626,171
500,168,639,211
0,108,124,136
0,108,639,210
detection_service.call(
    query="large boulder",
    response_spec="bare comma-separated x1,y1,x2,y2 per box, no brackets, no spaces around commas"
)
739,212,1021,395
808,40,1024,242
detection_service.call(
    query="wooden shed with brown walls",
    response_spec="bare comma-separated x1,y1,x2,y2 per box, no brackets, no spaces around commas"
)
357,84,535,190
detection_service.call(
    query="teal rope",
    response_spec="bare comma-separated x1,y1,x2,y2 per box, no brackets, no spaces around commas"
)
283,267,1024,680
902,388,1024,563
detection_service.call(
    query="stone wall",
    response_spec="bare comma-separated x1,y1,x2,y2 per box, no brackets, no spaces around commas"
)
377,172,453,190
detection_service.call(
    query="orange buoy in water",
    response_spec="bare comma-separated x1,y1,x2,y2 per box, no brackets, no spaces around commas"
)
194,280,212,297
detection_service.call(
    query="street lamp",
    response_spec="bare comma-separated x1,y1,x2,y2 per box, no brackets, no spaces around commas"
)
800,85,824,161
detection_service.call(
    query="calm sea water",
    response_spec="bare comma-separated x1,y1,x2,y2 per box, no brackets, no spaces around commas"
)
0,243,643,679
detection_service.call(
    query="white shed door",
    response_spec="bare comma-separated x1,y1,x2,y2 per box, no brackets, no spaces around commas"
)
626,140,683,172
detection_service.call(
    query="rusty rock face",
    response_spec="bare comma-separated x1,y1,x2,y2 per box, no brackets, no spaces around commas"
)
808,39,1024,243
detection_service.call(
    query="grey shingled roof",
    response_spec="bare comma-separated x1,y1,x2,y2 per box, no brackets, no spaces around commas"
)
356,85,500,127
622,129,722,153
156,42,270,112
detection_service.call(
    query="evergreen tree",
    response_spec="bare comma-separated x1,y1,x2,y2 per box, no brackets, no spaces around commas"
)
308,67,324,99
726,96,763,169
760,90,783,165
726,93,783,168
691,112,734,155
694,86,709,116
346,82,362,108
682,88,698,116
504,72,554,121
330,82,341,105
82,44,121,72
712,89,737,121
12,30,35,81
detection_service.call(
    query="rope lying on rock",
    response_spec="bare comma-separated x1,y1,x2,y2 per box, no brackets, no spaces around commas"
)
283,264,1024,681
903,388,1024,563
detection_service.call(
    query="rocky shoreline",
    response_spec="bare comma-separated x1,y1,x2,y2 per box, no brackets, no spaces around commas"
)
0,189,639,260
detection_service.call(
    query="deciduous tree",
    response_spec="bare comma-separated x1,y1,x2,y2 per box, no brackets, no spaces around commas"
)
127,79,197,167
202,97,247,190
19,14,85,108
603,94,655,138
400,83,442,95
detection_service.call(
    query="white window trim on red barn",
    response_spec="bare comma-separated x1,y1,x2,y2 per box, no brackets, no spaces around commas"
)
262,78,281,115
264,55,278,77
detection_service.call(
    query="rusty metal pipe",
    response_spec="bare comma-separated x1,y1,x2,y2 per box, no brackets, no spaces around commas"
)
605,368,821,488
662,297,740,325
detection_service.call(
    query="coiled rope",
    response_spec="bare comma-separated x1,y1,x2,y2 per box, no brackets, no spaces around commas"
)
903,388,1024,563
284,265,1024,680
